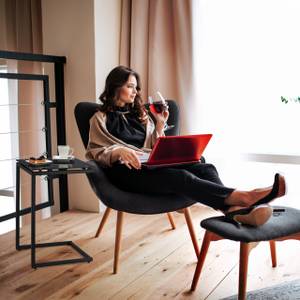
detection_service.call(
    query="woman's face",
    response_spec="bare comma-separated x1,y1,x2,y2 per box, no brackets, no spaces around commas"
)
116,74,137,107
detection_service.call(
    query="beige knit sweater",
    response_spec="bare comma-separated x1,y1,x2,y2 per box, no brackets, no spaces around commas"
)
85,111,160,167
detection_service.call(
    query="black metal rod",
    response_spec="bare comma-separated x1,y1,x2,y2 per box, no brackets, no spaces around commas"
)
0,200,53,222
54,62,69,212
48,177,54,207
15,164,20,250
34,258,90,268
43,76,52,158
17,240,93,267
0,50,66,63
31,175,36,268
58,175,69,212
0,72,48,81
54,62,66,147
70,241,93,261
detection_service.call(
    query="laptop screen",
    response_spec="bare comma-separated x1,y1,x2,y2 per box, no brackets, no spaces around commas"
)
146,134,212,165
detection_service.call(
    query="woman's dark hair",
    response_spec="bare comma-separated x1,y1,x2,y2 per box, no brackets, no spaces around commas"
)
99,65,147,122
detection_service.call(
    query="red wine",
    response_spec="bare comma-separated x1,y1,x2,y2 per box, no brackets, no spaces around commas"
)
149,102,167,114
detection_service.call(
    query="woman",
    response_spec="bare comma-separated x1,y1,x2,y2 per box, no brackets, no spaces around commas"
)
86,66,286,226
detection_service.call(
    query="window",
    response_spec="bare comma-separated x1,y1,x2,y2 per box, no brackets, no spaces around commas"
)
194,0,300,156
0,65,50,234
0,64,16,233
193,0,300,208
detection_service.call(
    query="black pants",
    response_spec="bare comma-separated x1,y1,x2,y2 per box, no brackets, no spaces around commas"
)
104,162,234,211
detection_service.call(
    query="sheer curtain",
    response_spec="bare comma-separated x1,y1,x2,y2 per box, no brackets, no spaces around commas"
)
119,0,197,134
1,0,45,227
192,0,300,208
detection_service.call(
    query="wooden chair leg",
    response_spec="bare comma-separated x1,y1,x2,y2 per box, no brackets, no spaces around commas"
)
239,242,250,300
166,212,176,230
269,240,277,267
113,211,124,274
95,207,111,238
191,230,212,291
183,207,200,258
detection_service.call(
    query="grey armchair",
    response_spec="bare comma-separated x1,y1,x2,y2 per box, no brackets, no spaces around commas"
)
74,100,199,273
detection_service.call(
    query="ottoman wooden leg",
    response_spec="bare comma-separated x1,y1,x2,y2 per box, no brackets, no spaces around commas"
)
191,230,212,291
239,242,251,300
269,240,277,267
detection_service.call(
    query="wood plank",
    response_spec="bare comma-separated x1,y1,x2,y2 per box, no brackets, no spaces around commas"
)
0,211,97,277
109,239,238,300
1,204,298,300
1,207,197,300
44,211,197,300
208,240,300,299
44,206,215,300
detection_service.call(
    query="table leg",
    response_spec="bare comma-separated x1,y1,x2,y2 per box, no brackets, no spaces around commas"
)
15,164,20,250
31,175,36,268
15,161,93,268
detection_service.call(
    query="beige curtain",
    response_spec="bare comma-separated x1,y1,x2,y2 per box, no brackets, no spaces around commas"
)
1,0,44,224
119,0,197,134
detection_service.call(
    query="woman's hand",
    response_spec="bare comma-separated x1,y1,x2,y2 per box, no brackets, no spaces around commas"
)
151,107,169,136
112,147,143,169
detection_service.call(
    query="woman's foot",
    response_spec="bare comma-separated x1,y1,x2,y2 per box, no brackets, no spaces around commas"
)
225,205,273,227
225,173,286,208
252,173,286,206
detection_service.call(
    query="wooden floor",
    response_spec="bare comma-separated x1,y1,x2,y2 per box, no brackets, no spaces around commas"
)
1,205,300,300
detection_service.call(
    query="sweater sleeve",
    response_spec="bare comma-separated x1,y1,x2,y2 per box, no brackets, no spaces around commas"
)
85,114,123,167
85,112,159,166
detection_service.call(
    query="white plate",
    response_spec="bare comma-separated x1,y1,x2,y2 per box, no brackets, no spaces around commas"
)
26,159,52,165
53,155,75,160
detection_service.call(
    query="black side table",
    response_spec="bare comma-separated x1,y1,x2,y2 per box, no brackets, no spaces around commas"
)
16,158,93,268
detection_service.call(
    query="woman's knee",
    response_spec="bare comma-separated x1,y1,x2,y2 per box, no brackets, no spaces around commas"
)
203,163,219,175
189,162,219,176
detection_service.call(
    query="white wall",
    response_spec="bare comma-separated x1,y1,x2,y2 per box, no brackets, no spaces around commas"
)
42,0,121,212
94,0,121,100
94,1,121,211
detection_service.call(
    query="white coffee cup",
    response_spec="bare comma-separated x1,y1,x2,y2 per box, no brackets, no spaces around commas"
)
57,145,74,158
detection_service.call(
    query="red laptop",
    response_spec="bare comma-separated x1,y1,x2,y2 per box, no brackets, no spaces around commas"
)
141,134,212,168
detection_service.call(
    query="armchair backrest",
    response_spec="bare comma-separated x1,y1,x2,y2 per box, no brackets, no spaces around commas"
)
75,102,101,149
74,100,180,150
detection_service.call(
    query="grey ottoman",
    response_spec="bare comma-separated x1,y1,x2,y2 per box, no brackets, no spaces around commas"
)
190,206,300,300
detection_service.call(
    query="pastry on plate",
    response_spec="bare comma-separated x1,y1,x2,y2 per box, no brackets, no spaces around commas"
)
29,155,47,164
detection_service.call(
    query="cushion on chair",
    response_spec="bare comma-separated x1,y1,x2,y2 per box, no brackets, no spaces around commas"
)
86,160,196,215
201,206,300,243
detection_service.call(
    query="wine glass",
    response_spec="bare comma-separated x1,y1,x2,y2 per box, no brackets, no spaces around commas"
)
147,91,175,132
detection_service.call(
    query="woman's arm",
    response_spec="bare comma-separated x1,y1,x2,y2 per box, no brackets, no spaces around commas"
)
85,114,122,166
86,113,143,168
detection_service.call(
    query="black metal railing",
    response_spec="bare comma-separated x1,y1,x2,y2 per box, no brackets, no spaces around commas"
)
0,50,68,223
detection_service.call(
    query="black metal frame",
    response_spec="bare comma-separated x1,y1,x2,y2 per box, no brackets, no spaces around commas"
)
16,159,93,268
0,72,54,222
0,50,68,224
